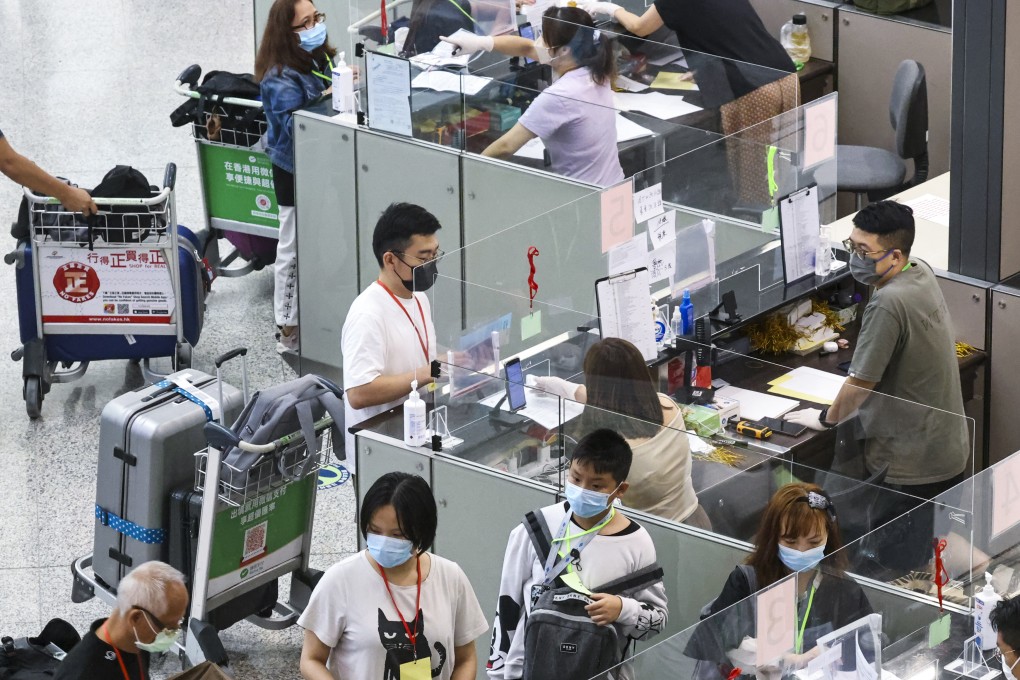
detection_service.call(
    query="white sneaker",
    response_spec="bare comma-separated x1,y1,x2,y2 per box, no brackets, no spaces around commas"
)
276,326,299,354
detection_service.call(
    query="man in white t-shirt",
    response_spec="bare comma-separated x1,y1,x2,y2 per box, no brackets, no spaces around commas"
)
342,203,442,468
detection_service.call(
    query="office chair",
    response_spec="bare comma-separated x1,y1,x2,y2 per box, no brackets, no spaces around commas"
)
836,59,929,210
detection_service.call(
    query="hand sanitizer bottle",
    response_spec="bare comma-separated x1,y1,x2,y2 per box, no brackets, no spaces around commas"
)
332,52,356,116
403,380,427,447
975,572,1002,650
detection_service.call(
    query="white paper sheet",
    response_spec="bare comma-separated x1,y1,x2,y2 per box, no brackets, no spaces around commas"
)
615,74,649,92
514,114,655,159
715,385,800,421
779,186,821,283
647,210,676,249
411,70,491,95
855,633,877,680
648,243,676,282
633,183,664,222
597,268,657,361
479,387,584,430
366,52,413,136
613,91,703,120
902,193,951,227
768,366,846,405
409,52,472,69
608,233,649,275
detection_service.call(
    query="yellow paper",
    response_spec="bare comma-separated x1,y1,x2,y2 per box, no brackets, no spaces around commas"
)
651,71,698,91
767,385,834,405
400,658,432,680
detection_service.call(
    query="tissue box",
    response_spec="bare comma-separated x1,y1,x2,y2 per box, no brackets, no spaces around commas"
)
486,102,522,132
707,396,740,427
682,404,722,437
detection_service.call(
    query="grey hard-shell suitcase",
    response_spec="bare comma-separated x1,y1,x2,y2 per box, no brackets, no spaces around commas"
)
93,369,244,589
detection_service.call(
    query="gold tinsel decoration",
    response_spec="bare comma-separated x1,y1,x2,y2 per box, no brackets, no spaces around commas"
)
692,447,745,467
811,299,846,332
955,341,975,358
745,314,808,355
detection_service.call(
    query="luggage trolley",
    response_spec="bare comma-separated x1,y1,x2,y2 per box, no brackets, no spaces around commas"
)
5,164,202,418
173,65,280,278
181,376,342,667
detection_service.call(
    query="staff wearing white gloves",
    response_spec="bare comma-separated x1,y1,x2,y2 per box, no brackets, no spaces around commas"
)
441,6,624,186
534,338,709,528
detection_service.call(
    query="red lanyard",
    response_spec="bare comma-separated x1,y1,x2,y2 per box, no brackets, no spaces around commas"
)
102,623,145,680
379,558,423,654
377,280,429,363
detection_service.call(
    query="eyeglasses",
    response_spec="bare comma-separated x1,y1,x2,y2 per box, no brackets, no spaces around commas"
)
842,238,889,259
394,249,445,265
292,11,325,31
136,606,182,632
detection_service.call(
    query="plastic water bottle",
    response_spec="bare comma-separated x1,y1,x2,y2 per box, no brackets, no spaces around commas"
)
780,14,812,66
670,306,683,341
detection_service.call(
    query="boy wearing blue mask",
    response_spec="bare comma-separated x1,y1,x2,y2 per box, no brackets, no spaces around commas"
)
486,429,668,680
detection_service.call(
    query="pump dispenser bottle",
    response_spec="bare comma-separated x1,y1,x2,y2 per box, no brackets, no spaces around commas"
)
403,380,427,447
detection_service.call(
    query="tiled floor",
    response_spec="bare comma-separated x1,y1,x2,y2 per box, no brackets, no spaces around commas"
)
0,2,358,677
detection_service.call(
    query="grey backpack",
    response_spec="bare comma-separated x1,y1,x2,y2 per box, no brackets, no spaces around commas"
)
521,508,664,680
219,374,344,488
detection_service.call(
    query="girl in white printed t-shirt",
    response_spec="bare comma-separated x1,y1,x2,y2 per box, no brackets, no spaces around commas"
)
298,472,489,680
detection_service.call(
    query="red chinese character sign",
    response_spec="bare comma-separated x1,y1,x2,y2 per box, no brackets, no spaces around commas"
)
39,246,176,325
53,262,100,303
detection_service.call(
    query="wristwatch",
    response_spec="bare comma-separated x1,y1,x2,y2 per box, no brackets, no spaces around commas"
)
818,408,836,429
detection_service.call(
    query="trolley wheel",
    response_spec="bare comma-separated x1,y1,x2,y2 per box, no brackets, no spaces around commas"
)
24,376,43,419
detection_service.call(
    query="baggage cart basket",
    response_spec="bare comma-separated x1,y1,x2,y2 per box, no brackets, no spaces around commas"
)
173,65,280,278
7,163,192,417
181,366,342,667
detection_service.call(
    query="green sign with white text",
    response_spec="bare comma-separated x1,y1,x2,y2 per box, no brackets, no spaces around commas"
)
199,143,279,229
206,476,314,598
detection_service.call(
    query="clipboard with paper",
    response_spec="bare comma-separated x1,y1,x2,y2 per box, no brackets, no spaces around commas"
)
779,185,821,285
595,267,657,362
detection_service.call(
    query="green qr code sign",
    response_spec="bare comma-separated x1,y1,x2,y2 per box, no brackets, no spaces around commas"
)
200,144,280,229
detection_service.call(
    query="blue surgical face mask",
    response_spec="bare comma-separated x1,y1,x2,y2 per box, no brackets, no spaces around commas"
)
366,533,415,568
296,21,328,52
565,481,620,518
849,249,894,286
778,544,826,572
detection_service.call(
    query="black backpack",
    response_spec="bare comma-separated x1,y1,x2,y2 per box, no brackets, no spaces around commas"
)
0,619,80,680
170,66,264,146
520,508,664,680
11,178,89,243
91,165,161,243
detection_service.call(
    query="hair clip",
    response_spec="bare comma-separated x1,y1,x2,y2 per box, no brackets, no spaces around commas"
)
592,29,601,41
802,491,837,522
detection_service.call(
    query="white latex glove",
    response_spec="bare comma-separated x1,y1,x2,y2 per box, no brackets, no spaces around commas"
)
532,376,581,401
439,32,494,55
579,1,623,18
784,408,828,432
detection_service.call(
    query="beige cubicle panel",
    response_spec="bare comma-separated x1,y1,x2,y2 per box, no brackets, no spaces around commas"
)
837,9,952,180
1001,2,1020,280
747,0,838,62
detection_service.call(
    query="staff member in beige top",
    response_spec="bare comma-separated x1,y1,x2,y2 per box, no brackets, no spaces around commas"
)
536,338,710,528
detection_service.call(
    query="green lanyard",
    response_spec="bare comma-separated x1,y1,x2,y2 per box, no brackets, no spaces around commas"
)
795,580,818,654
554,507,615,575
444,0,476,25
311,55,336,84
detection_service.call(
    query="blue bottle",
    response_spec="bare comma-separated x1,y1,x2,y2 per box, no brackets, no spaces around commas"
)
680,289,694,335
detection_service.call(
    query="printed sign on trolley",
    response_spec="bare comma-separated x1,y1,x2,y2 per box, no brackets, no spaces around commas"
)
39,246,176,324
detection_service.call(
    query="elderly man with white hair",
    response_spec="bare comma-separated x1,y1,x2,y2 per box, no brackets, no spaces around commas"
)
54,561,188,679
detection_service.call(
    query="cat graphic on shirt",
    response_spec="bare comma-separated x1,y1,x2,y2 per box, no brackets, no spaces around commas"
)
379,608,447,679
